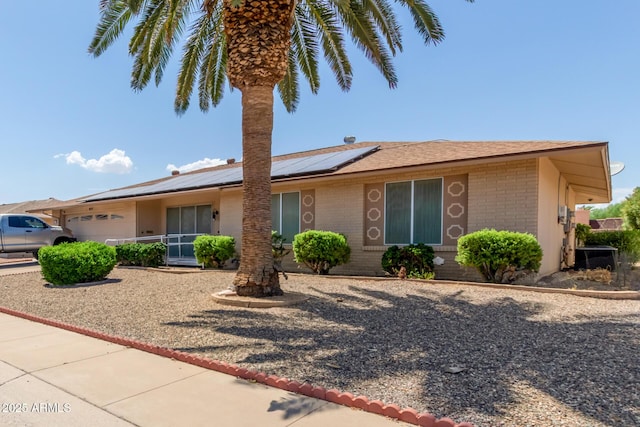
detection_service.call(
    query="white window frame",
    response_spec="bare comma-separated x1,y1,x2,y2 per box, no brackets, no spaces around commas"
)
272,191,300,243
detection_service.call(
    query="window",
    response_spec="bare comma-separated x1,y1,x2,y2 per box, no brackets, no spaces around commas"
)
8,216,46,228
272,192,299,242
385,178,442,245
8,217,22,227
166,205,212,235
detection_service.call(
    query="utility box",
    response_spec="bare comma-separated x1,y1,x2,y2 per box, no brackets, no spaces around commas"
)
574,246,618,271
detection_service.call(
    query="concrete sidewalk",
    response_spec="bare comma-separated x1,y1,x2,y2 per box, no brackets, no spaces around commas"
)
0,312,412,427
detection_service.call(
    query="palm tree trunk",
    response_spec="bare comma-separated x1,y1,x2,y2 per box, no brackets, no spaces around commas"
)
224,0,295,297
232,85,282,297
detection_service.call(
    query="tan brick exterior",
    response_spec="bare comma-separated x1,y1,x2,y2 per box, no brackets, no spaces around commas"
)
277,158,552,279
67,153,583,281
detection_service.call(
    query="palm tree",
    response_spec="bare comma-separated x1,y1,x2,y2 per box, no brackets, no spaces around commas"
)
89,0,472,297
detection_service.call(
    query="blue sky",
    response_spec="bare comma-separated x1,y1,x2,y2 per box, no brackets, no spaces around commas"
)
1,1,638,205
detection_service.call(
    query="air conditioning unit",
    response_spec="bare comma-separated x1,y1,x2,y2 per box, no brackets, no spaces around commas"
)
558,206,569,224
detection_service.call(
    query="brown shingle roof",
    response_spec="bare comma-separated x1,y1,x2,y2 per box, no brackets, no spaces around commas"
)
334,140,606,175
0,198,66,213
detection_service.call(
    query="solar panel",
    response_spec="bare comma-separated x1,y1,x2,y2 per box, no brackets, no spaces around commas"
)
271,145,376,177
85,145,378,202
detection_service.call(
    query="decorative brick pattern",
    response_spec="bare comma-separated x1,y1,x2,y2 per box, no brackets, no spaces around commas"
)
300,189,315,231
443,175,468,246
364,183,385,246
0,305,475,427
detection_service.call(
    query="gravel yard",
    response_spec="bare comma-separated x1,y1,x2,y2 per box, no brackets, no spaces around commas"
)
1,267,638,426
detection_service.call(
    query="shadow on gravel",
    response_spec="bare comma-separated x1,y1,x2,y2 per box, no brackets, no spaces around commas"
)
165,286,639,426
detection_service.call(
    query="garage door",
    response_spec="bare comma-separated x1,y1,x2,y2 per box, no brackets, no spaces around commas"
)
66,208,135,242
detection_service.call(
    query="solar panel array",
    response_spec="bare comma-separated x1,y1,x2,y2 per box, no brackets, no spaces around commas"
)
85,145,378,202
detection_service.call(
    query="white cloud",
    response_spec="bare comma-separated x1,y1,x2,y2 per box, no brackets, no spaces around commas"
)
611,187,634,204
166,157,227,173
56,149,133,174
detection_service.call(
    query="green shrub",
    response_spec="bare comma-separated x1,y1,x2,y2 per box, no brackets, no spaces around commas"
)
585,230,640,263
455,229,543,283
292,230,351,275
193,235,236,268
381,244,435,279
39,241,117,286
116,242,166,267
575,223,591,247
622,187,640,230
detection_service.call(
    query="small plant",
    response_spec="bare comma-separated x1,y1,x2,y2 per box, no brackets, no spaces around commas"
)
292,230,351,275
193,235,236,268
575,223,591,247
407,270,436,280
39,241,117,286
116,242,166,267
381,244,435,279
455,229,542,283
272,231,291,279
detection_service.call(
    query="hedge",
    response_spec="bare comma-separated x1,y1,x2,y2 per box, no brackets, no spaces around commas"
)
193,235,236,268
292,230,350,275
39,241,117,286
455,229,542,283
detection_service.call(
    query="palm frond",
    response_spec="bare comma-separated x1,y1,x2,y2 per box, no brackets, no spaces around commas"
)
89,0,133,57
360,0,402,54
163,0,190,45
395,0,444,45
128,0,192,91
291,6,320,94
129,1,166,90
154,0,194,86
277,50,300,112
305,0,352,91
175,10,214,113
126,0,147,14
338,0,398,88
197,5,227,112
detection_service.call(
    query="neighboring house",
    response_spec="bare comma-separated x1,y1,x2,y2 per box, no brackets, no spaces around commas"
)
575,209,624,232
589,218,624,231
37,141,612,280
0,198,65,225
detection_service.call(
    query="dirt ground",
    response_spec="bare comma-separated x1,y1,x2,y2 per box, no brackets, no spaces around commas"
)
536,263,640,291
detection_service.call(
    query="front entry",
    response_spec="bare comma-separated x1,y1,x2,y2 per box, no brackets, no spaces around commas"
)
166,205,212,264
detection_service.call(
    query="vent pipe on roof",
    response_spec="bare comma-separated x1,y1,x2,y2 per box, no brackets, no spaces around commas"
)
171,170,180,176
227,158,236,164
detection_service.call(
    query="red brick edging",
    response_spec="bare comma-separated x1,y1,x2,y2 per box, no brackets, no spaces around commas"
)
0,305,473,427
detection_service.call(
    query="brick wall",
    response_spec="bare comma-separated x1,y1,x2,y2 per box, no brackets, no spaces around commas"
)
467,159,538,235
219,158,544,281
